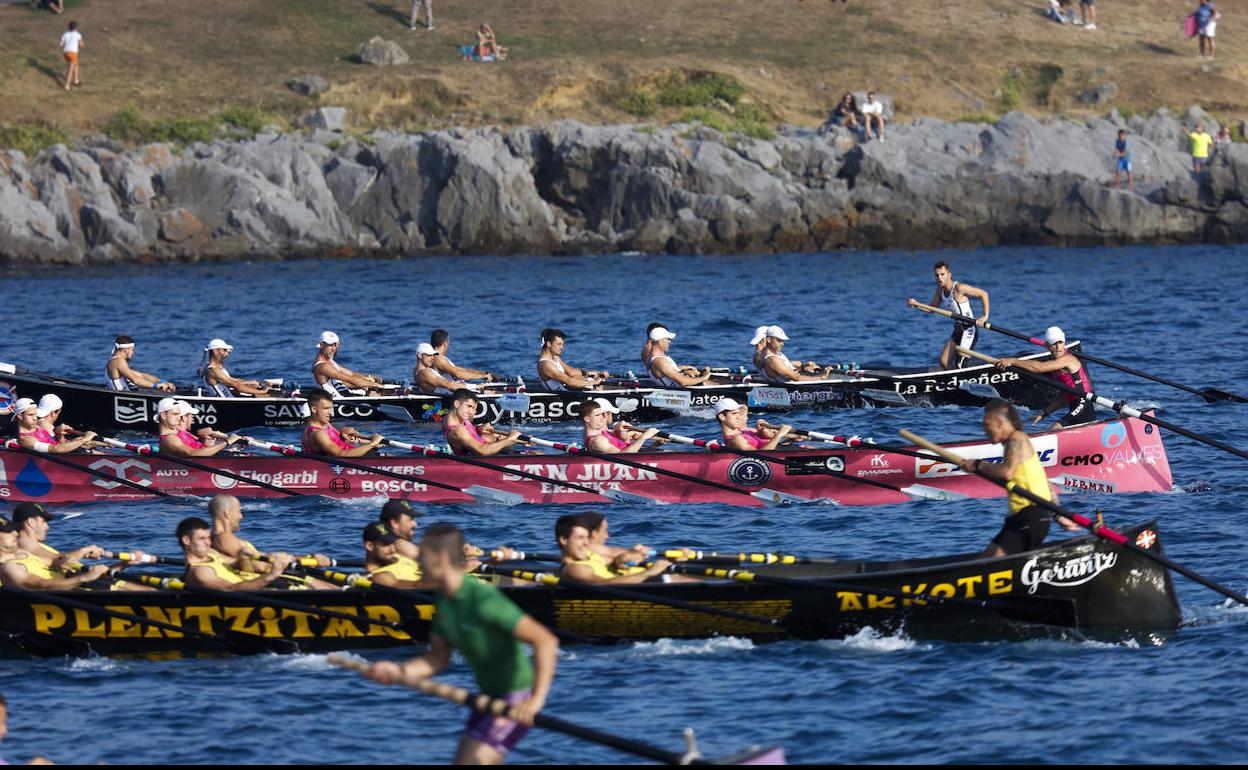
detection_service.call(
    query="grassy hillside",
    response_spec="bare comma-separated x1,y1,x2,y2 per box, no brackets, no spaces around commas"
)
1,0,1245,149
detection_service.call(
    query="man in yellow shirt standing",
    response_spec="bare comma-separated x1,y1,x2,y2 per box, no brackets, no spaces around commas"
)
1184,123,1214,173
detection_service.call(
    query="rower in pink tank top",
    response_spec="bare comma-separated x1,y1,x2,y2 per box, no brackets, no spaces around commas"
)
176,429,206,449
1052,364,1093,405
21,427,58,445
737,428,769,449
443,417,487,453
302,424,352,453
586,430,631,450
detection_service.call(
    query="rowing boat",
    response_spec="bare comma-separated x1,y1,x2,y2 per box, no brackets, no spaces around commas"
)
0,521,1178,658
0,347,1075,432
0,415,1172,505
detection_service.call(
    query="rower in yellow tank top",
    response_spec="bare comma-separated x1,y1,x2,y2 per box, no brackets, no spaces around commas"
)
566,551,618,580
192,550,261,584
587,549,646,577
370,554,423,583
962,401,1080,558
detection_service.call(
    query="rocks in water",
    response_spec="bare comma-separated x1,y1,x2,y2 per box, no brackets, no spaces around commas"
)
1,107,1247,265
358,37,409,66
288,75,329,97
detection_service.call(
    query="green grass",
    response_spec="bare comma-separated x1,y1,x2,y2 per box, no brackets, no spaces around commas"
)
955,112,999,124
0,121,70,157
98,104,277,146
1000,70,1024,112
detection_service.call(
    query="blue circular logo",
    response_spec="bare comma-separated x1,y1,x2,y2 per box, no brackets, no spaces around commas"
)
727,457,771,486
1101,422,1128,449
0,383,15,415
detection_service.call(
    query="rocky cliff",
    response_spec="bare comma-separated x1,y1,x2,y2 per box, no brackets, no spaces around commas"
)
2,108,1246,265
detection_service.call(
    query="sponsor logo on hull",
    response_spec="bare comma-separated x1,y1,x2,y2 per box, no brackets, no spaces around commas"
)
727,457,772,486
915,435,1059,479
784,455,845,476
88,458,154,489
1020,551,1117,594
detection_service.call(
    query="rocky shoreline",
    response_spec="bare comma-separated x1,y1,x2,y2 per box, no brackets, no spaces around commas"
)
1,107,1246,265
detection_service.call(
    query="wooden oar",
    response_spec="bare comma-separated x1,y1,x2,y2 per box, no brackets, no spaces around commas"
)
1,440,173,498
513,432,809,506
245,438,524,506
647,428,962,502
327,654,749,765
99,437,301,497
667,564,1079,627
958,346,1248,462
900,428,1248,608
912,300,1248,403
380,437,659,506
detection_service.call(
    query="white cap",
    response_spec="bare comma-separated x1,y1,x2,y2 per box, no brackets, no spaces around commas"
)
36,394,63,418
1044,326,1066,345
10,398,36,420
205,338,233,352
416,343,438,357
649,326,677,342
318,331,340,347
765,325,789,341
156,397,179,416
715,397,745,414
175,399,201,416
592,397,620,414
749,326,769,346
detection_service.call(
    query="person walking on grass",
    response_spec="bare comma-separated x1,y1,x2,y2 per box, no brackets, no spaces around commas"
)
1113,129,1134,193
1079,0,1097,30
411,0,433,31
59,20,81,92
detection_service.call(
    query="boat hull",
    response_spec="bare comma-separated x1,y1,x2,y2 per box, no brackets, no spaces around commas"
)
0,522,1178,658
0,416,1172,506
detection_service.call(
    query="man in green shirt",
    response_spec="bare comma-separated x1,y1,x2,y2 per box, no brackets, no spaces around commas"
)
366,523,558,764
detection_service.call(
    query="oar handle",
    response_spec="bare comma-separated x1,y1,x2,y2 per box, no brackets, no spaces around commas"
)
101,437,155,454
757,420,873,447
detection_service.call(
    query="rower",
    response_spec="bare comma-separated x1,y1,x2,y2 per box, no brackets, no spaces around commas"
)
0,509,109,590
364,523,559,764
995,326,1097,429
209,493,335,588
178,516,294,590
750,325,769,372
363,521,425,589
906,260,990,369
379,498,423,561
715,397,794,450
556,514,672,584
196,338,273,398
581,398,658,454
578,511,651,577
106,335,176,393
301,389,383,457
640,321,668,374
537,328,608,391
959,400,1079,557
414,343,476,396
430,329,497,384
36,393,88,446
312,331,385,398
645,326,714,387
758,326,833,383
157,398,244,457
442,389,521,457
13,398,97,454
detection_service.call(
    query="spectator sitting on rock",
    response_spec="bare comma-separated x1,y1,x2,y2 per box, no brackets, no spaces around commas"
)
862,91,886,142
1184,123,1214,173
1113,129,1133,193
831,93,861,132
1046,0,1079,24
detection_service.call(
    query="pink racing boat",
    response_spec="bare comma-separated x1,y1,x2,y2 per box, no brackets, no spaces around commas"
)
0,416,1171,506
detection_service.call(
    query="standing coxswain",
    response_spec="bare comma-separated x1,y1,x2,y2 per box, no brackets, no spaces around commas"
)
443,389,521,456
430,329,497,384
580,398,658,454
960,400,1079,557
106,335,176,392
13,398,97,454
714,397,794,450
995,326,1097,429
907,260,990,369
758,326,833,383
197,338,273,398
301,389,383,457
365,523,559,764
156,398,244,457
536,328,608,391
312,331,385,397
414,343,477,396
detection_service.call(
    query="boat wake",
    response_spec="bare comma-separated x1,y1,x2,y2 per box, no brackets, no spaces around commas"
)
626,636,756,658
817,626,926,653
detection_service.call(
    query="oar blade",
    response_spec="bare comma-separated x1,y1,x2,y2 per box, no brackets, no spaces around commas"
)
750,489,817,506
463,485,526,506
1200,387,1248,404
599,489,664,506
375,403,417,422
958,381,1003,400
860,388,910,406
900,483,970,502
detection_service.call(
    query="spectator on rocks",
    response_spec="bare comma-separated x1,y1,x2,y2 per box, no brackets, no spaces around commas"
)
1113,129,1133,193
1184,123,1214,173
1195,0,1221,58
59,20,81,93
410,0,433,31
862,91,886,142
1214,126,1232,150
831,93,861,132
1079,0,1097,30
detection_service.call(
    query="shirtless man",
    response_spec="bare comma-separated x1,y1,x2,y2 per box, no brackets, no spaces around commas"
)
907,261,990,369
312,331,385,397
414,343,475,396
429,329,496,384
197,338,273,398
537,328,608,391
106,335,175,392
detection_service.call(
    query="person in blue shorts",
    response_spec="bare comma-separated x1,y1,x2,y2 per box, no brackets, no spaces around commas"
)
1113,129,1133,192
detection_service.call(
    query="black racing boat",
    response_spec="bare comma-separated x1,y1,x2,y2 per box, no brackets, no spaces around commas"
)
0,521,1177,658
0,346,1075,433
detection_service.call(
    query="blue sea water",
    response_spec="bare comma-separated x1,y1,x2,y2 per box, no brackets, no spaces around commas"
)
0,246,1245,764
